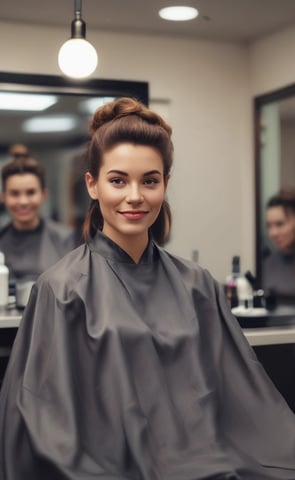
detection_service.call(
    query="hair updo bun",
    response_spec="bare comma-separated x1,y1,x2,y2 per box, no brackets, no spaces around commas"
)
89,97,172,136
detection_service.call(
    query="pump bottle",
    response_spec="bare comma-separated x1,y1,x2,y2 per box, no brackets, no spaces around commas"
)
225,256,240,308
225,255,253,309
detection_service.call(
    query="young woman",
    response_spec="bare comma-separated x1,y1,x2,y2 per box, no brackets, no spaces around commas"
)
263,189,295,301
0,156,76,283
0,98,294,479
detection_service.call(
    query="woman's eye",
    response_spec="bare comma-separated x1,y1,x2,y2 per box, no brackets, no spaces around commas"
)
110,178,124,185
143,178,159,186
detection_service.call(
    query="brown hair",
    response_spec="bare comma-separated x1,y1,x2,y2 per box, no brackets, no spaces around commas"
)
83,97,173,245
267,188,295,216
2,156,46,191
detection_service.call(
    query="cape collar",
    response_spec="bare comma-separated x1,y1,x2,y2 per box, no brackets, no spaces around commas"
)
88,229,156,265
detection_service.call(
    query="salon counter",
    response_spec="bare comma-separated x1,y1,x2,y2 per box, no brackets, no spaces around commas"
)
233,304,295,345
0,309,22,329
1,307,295,347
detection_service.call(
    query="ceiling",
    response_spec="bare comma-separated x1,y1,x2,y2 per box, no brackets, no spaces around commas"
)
1,0,295,149
2,0,295,44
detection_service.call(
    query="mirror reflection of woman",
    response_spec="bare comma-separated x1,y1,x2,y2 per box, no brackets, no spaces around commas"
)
0,156,76,284
263,188,295,302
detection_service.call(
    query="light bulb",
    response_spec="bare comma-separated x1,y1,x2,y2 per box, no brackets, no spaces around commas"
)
58,38,98,79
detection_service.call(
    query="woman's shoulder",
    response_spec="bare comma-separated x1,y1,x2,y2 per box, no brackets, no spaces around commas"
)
0,222,12,238
159,245,210,273
157,245,217,294
36,243,89,294
43,218,79,251
43,218,74,238
263,248,294,270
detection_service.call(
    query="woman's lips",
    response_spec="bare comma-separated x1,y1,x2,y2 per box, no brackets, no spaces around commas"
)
15,209,32,215
119,211,148,220
273,238,285,247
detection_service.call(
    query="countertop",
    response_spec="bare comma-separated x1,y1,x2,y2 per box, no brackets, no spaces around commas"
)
0,309,22,328
1,307,295,347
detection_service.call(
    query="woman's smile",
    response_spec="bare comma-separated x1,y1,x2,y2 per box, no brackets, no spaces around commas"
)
118,210,149,220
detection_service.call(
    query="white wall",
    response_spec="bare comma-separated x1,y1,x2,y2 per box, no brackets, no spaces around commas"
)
249,25,295,96
0,21,254,282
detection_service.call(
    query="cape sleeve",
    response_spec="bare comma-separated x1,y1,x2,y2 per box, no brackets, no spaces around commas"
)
212,278,295,477
0,278,131,480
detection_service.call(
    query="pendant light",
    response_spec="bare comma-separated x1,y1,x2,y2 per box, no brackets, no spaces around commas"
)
58,0,98,79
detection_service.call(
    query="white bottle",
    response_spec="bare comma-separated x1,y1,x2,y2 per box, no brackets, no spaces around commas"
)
236,276,253,309
0,251,9,308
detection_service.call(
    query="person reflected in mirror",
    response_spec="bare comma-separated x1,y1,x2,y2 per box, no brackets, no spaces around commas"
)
0,143,31,226
0,155,76,286
8,143,30,159
263,188,295,304
0,98,294,479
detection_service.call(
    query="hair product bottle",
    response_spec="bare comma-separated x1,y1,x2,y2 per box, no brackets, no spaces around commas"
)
225,256,240,308
0,251,9,308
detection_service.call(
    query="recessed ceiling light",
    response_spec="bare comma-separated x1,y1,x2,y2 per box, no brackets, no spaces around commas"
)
159,6,198,21
23,115,78,133
0,92,57,111
79,97,116,114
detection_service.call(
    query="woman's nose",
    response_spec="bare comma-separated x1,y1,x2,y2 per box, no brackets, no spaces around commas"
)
18,195,29,204
269,227,279,238
126,184,143,204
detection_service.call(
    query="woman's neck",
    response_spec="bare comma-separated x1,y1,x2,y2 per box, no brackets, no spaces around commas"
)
12,217,40,231
103,229,149,264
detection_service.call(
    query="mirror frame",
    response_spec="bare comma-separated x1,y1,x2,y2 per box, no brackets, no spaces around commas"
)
0,71,148,104
254,82,295,285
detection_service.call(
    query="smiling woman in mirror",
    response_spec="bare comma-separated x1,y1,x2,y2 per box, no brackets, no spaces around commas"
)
0,156,76,286
263,188,295,303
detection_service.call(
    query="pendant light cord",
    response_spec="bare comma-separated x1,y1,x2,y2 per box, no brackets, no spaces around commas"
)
74,0,82,19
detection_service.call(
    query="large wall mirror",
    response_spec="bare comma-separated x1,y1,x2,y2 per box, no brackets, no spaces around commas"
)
0,72,148,232
254,84,295,301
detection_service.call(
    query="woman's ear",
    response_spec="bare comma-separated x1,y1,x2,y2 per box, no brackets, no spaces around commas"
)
42,188,49,200
164,175,170,191
85,172,98,200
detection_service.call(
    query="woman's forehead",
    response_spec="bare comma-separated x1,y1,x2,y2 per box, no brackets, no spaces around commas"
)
5,172,42,189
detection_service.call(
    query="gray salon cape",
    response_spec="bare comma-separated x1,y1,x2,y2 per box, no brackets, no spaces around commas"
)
262,249,295,300
0,231,294,480
0,219,76,282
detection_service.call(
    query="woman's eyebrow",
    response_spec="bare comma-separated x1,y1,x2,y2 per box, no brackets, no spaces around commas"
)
143,170,162,176
106,169,162,176
106,170,128,176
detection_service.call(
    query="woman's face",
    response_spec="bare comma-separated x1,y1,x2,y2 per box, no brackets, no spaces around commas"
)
85,143,167,254
266,206,295,253
3,173,47,230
